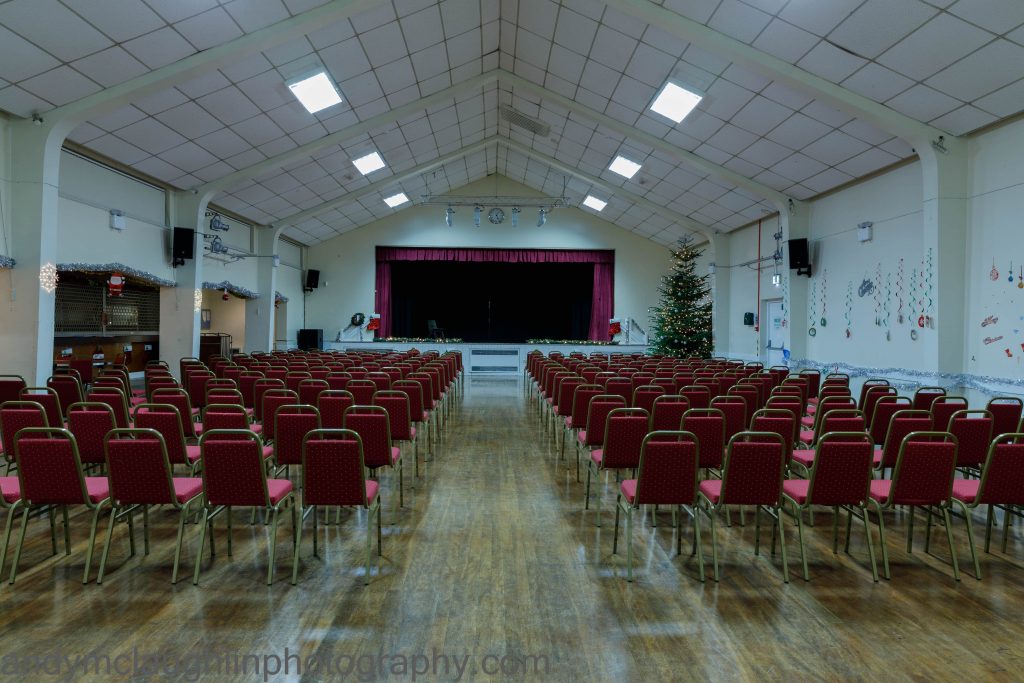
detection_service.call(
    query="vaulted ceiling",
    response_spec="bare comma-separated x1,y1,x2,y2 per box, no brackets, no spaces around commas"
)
2,0,1022,247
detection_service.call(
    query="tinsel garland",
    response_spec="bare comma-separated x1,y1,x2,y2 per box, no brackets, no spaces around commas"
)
58,262,175,287
275,290,289,303
526,339,621,345
375,337,464,343
791,358,1024,395
0,255,14,269
202,280,260,299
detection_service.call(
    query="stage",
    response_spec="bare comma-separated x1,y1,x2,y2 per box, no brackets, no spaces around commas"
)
322,341,649,373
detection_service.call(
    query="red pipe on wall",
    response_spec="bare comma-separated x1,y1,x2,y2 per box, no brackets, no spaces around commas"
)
755,219,762,332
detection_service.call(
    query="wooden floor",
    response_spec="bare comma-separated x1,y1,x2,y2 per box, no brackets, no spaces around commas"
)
2,376,1024,681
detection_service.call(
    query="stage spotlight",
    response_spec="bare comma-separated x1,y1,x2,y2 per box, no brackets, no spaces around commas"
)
445,206,455,227
537,208,547,227
473,206,482,227
511,207,520,227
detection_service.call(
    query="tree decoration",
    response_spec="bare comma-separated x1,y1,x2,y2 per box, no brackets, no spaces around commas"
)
820,269,828,327
648,241,713,358
808,278,818,337
844,280,853,338
39,263,58,293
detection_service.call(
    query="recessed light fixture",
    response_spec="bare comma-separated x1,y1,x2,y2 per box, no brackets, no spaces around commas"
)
383,192,409,208
287,70,342,114
608,155,642,179
353,151,386,175
582,195,607,212
649,80,703,124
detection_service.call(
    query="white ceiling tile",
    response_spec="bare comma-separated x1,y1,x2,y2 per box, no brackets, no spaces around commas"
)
801,167,855,193
194,128,251,158
835,147,901,176
547,45,586,83
878,14,993,81
179,71,232,100
886,83,962,121
132,156,185,182
752,169,792,191
708,0,771,43
590,25,637,71
63,0,166,41
285,0,330,12
267,101,319,133
160,141,221,172
515,28,551,69
661,0,719,24
91,104,148,131
145,0,218,23
579,60,620,98
71,47,149,88
722,155,765,178
764,112,832,149
411,42,449,81
752,19,819,62
87,134,150,165
0,85,52,117
193,160,236,182
20,66,102,106
517,0,558,41
839,119,893,146
441,0,481,38
0,0,112,62
263,37,314,68
796,41,867,83
340,71,384,107
720,64,770,92
220,53,273,82
705,123,758,154
828,0,937,59
841,63,915,102
320,37,372,82
801,100,854,127
376,57,417,94
223,0,290,32
930,104,997,135
350,3,397,32
927,39,1024,102
702,78,755,120
739,137,792,167
975,78,1024,118
360,22,407,68
759,81,814,110
778,0,861,36
482,19,499,53
879,137,915,158
231,113,286,145
400,6,444,53
237,69,294,110
67,122,105,144
116,117,188,154
197,86,261,125
157,101,226,138
611,76,657,110
553,8,598,56
176,8,244,50
799,129,871,166
447,28,481,67
731,95,792,135
123,27,196,69
949,0,1024,35
624,43,676,88
0,26,60,83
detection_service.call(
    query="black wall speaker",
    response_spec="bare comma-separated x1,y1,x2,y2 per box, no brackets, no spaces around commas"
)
787,238,812,276
743,312,755,326
172,227,194,266
304,269,320,291
297,328,323,351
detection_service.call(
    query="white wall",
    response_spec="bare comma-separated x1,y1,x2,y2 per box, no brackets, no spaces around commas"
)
304,176,672,341
721,216,784,360
0,115,13,309
201,289,246,349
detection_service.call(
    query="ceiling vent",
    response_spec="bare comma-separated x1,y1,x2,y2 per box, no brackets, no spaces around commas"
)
500,105,551,138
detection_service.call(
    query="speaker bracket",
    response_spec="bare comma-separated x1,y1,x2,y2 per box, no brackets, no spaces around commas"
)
797,264,813,277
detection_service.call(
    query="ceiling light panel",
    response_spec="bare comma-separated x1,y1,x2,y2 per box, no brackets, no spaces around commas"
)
352,150,386,175
287,71,342,114
649,80,704,123
608,155,642,179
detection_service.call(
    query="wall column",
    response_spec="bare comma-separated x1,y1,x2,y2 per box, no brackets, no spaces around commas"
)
711,234,731,357
243,226,279,353
780,199,810,365
160,192,208,376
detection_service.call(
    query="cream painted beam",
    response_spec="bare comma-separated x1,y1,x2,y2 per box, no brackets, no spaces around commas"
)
500,70,789,209
47,0,386,130
199,72,499,196
501,138,715,242
603,0,942,147
273,137,498,227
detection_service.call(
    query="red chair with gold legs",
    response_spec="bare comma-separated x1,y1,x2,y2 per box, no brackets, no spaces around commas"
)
584,407,649,527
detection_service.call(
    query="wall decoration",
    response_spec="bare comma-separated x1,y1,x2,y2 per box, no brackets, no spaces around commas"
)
201,280,259,299
0,255,14,269
1009,260,1014,283
808,278,818,329
58,262,176,288
982,316,998,327
1018,265,1023,288
792,357,1024,394
819,269,828,327
990,258,999,281
857,276,874,298
984,336,1003,344
1006,348,1013,357
896,258,905,323
844,280,853,338
873,264,883,326
924,248,935,324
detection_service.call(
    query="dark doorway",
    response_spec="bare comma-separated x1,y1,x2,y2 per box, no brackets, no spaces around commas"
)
389,261,593,342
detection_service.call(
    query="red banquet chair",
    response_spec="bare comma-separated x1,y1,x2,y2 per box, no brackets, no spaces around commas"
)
584,407,649,526
575,395,627,483
66,402,117,468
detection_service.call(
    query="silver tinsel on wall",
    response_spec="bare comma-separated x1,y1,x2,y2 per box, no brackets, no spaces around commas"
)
0,255,14,269
791,357,1024,395
202,280,260,299
58,262,176,287
275,290,289,303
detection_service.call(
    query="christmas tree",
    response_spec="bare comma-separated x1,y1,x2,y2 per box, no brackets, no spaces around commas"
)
649,240,713,357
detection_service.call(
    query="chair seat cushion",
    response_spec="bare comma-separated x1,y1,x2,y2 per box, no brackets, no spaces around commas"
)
391,446,401,465
808,397,819,406
577,430,587,445
191,408,201,417
620,479,637,504
565,417,574,429
590,449,603,466
408,426,417,440
800,430,814,444
421,411,430,422
783,479,810,505
792,449,815,468
365,480,380,504
130,396,147,406
699,479,722,505
192,422,204,436
952,479,980,504
172,477,204,504
266,478,293,505
800,416,815,428
872,447,883,466
249,422,263,435
84,477,110,504
868,479,891,504
553,406,560,416
263,445,274,460
0,476,20,504
185,444,201,463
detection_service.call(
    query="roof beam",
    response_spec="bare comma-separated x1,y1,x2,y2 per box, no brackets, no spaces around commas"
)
273,137,498,228
603,0,941,147
499,70,788,209
48,0,386,130
501,138,715,242
199,72,498,197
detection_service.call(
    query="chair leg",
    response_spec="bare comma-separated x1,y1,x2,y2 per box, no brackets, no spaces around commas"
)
172,503,190,585
871,500,891,580
708,508,720,582
0,503,20,579
267,507,280,585
292,505,304,586
612,497,621,555
859,505,879,582
985,504,994,553
924,505,934,554
584,465,592,511
907,506,915,554
125,507,136,557
754,505,761,556
1002,505,1012,553
625,505,633,582
954,500,981,580
226,506,233,557
82,504,105,584
192,507,210,586
47,507,57,556
290,503,298,584
795,505,809,581
62,506,71,556
9,508,31,584
364,503,373,586
776,507,789,584
97,505,119,584
942,506,961,582
595,470,604,528
693,510,705,583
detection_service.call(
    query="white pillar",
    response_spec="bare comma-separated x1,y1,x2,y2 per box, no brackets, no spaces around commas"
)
243,226,280,354
711,235,731,357
159,192,208,377
780,199,809,365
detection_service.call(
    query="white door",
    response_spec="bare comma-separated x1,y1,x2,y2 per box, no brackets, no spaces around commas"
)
763,299,785,367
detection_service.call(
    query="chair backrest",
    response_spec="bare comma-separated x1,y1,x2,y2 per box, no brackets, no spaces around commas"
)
21,387,63,428
150,388,198,438
202,404,253,434
285,371,312,394
727,384,758,418
632,385,665,415
931,396,969,431
302,429,370,507
913,386,946,411
679,385,711,410
104,429,177,505
66,402,117,464
975,433,1024,506
681,408,726,469
14,428,91,506
750,408,797,463
316,389,354,429
555,377,584,417
206,386,244,407
274,405,322,466
70,360,95,385
583,395,627,447
568,384,603,429
252,379,285,422
0,401,50,462
186,371,214,408
598,408,650,469
373,390,413,441
298,379,330,407
347,379,377,406
47,375,84,415
694,377,721,399
365,372,392,393
630,372,655,394
133,403,190,465
878,411,935,470
863,386,898,427
650,395,690,432
200,431,273,507
86,387,130,428
342,405,393,470
261,389,298,440
987,397,1024,438
948,410,993,468
407,372,438,407
815,409,867,444
718,432,786,506
631,431,700,506
765,395,803,420
858,379,891,410
237,371,264,408
888,432,957,506
805,432,874,506
146,376,179,401
818,384,852,403
798,369,820,399
710,396,747,442
868,396,913,445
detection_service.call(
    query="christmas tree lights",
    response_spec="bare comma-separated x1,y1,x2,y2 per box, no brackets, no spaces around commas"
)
649,242,713,357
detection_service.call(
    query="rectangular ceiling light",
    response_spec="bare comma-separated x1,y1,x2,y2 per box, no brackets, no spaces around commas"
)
287,71,342,114
649,80,703,123
608,155,642,179
353,151,386,175
383,192,409,208
582,195,607,212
